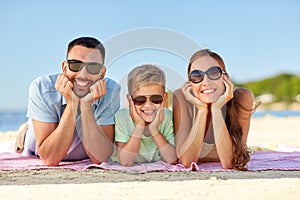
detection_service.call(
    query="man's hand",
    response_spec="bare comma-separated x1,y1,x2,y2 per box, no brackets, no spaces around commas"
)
55,74,79,104
80,79,106,106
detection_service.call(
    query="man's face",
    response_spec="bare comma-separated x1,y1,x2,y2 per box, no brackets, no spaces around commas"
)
62,45,105,98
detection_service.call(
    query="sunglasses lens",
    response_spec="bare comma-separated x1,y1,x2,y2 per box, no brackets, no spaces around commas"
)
207,66,222,80
67,60,102,74
133,96,146,105
86,63,102,75
189,70,204,83
132,95,163,105
150,95,163,104
68,62,82,72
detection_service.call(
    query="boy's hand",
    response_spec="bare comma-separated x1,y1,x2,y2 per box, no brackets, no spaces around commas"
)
55,74,79,104
212,75,234,110
148,104,165,136
181,82,207,110
127,95,146,127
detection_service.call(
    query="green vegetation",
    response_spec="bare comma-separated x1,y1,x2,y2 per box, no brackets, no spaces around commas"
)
235,73,300,103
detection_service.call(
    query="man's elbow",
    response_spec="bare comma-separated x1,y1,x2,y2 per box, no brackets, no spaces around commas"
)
41,157,60,166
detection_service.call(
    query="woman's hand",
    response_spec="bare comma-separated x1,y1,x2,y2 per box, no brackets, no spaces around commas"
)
127,95,146,127
212,75,234,110
181,82,207,110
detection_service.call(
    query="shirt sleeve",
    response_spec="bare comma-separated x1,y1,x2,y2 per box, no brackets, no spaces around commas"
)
95,79,121,125
26,77,59,122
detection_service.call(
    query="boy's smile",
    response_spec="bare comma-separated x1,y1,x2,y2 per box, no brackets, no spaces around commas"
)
131,84,165,123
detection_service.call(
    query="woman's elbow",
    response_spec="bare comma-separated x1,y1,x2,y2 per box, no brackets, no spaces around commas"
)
179,156,197,168
221,160,233,169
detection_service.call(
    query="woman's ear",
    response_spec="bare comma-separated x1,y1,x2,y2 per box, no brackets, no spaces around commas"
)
163,92,169,108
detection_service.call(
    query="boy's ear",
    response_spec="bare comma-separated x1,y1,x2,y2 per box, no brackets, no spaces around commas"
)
163,92,169,108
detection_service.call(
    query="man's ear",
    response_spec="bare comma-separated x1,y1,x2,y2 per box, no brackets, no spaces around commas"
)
62,61,67,74
100,67,106,79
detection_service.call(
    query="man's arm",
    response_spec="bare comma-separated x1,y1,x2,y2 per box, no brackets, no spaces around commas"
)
80,79,119,164
34,101,78,166
80,105,114,164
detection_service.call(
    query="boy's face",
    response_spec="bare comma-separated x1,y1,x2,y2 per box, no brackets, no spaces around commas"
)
131,84,166,123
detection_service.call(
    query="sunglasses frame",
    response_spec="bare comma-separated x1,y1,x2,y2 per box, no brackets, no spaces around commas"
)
131,95,164,106
189,66,227,84
66,59,104,75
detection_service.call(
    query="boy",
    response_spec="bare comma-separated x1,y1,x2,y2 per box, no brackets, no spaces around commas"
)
113,64,177,166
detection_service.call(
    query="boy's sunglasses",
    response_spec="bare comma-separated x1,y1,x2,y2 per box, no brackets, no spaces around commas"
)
189,66,227,84
67,59,104,75
132,95,164,106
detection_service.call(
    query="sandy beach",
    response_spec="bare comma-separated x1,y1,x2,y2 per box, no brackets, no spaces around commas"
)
0,115,300,199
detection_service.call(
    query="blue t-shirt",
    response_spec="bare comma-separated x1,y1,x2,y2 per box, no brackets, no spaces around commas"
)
23,73,120,160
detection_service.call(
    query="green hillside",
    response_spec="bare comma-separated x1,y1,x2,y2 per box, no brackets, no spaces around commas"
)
235,73,300,103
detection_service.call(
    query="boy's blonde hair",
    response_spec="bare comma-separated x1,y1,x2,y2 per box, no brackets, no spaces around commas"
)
127,64,166,94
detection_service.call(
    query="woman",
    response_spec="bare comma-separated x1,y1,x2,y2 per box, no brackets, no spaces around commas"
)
173,49,254,170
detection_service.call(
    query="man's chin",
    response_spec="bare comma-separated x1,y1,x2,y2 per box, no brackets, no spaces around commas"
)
73,89,90,98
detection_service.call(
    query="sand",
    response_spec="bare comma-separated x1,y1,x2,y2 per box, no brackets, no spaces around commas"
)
0,115,300,199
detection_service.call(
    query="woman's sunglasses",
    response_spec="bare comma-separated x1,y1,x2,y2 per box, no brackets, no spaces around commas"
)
132,95,164,106
67,59,104,75
189,66,227,84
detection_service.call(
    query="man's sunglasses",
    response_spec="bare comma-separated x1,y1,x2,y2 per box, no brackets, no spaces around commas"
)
189,66,227,84
132,95,164,106
67,60,104,75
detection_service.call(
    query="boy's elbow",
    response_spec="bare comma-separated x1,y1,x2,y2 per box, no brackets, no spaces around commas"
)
119,159,134,166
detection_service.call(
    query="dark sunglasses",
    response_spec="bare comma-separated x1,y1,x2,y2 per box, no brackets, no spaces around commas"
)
189,66,227,84
132,95,164,106
67,60,104,75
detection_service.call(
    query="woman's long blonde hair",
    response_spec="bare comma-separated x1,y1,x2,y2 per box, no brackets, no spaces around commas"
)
188,49,251,170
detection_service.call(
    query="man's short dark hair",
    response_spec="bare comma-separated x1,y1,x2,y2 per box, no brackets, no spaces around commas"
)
67,37,105,63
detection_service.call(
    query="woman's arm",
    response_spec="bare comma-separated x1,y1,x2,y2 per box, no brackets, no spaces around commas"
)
173,88,208,167
235,88,254,145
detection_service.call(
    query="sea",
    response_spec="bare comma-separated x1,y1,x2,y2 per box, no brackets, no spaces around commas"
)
0,109,300,132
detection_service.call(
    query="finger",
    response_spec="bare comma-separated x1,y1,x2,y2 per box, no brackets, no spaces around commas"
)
96,79,106,94
127,94,135,116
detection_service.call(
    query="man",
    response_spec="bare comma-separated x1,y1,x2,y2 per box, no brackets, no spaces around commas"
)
16,37,120,166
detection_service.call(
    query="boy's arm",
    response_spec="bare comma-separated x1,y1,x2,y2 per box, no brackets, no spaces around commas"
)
151,132,177,164
148,107,177,164
116,125,144,166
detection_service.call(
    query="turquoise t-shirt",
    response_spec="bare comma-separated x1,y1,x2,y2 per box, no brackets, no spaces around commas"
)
112,108,175,163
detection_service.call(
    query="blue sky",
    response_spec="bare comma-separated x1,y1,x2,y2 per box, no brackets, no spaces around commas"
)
1,0,299,110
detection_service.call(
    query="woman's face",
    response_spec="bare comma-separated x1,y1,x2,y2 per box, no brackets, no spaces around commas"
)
189,55,226,103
